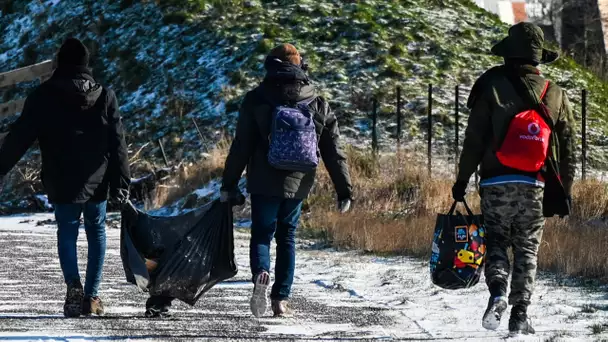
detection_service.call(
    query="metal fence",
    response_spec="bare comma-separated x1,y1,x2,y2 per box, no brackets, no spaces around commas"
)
368,84,592,182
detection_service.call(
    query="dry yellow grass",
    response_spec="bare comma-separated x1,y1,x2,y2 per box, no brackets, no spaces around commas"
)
160,144,608,282
306,150,608,282
153,138,230,207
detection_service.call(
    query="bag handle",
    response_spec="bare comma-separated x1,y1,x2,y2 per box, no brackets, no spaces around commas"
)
448,200,475,217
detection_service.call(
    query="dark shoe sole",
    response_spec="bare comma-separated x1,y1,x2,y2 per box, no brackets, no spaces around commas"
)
509,322,535,336
64,304,82,318
508,330,535,337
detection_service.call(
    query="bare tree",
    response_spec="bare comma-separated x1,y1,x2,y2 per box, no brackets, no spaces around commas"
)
529,0,608,79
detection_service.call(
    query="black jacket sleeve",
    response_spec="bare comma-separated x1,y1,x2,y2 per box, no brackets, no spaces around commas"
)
556,90,576,195
106,89,131,197
0,93,39,177
222,93,258,191
317,98,353,201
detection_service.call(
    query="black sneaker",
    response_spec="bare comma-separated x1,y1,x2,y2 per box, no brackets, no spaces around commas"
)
482,296,508,330
145,296,172,318
63,281,84,318
82,297,105,316
145,306,172,318
509,305,535,336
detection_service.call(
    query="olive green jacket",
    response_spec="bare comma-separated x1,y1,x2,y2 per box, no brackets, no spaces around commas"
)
457,64,576,194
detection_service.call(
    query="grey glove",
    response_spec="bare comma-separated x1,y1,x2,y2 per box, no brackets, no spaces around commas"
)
115,188,130,206
338,199,352,214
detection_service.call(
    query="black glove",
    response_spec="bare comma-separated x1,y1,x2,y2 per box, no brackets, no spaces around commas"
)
220,189,246,206
452,180,468,202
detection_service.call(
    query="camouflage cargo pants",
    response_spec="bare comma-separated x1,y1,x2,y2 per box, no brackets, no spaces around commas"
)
480,183,545,307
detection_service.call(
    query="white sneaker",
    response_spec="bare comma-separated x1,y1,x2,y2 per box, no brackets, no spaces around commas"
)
482,296,508,331
250,272,270,318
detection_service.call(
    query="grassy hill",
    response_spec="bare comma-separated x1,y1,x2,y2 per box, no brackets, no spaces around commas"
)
1,0,608,185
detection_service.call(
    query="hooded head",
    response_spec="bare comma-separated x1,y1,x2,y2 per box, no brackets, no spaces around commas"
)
268,43,302,66
491,22,559,66
57,38,90,68
262,44,314,103
263,43,309,84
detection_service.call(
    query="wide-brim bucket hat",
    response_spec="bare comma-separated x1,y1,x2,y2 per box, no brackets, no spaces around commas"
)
491,22,559,64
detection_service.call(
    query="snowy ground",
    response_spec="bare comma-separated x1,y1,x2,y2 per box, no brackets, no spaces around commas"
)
0,214,607,341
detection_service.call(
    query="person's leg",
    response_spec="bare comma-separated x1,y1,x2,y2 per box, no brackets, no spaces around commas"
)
250,195,281,278
249,195,281,317
54,203,84,317
55,204,84,286
509,184,544,335
481,185,518,298
509,185,544,306
82,201,107,299
480,184,518,330
271,198,303,302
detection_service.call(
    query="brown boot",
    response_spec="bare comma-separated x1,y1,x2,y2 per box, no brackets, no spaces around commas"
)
271,300,293,318
82,297,105,316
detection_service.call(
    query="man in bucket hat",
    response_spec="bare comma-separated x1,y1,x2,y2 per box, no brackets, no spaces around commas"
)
452,22,575,336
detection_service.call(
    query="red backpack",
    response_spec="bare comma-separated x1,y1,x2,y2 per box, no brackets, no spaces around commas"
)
496,81,551,173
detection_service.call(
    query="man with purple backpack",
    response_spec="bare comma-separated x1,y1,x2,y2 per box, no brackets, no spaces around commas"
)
221,44,353,318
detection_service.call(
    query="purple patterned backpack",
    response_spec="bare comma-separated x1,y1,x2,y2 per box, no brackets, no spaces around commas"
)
267,98,319,172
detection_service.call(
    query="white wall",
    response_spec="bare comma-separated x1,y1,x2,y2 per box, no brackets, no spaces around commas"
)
474,0,528,25
497,1,516,24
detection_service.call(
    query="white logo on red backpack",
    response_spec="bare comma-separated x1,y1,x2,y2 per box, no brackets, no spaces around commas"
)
528,123,541,135
497,81,552,172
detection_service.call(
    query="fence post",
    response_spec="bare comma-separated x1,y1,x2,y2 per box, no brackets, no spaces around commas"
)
192,117,205,146
157,138,169,167
427,84,432,176
396,86,402,147
582,89,587,181
454,85,459,179
372,98,378,155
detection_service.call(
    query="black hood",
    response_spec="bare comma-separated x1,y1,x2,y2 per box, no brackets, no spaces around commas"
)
261,56,315,104
48,65,103,110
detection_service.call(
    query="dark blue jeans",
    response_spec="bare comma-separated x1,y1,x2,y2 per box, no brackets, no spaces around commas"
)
250,195,303,301
54,201,107,298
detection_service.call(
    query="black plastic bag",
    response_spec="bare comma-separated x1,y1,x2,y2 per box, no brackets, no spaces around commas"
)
120,200,238,305
429,200,486,290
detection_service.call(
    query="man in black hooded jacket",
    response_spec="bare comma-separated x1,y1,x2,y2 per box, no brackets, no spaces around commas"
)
220,44,353,318
0,38,130,318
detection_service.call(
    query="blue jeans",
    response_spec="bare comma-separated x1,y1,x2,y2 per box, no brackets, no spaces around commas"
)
250,195,303,300
54,201,107,298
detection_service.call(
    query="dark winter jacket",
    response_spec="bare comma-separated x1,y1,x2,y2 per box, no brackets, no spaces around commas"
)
457,64,576,195
222,58,353,200
0,66,130,204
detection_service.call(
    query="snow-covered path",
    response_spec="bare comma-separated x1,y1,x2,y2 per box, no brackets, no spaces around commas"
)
0,214,607,341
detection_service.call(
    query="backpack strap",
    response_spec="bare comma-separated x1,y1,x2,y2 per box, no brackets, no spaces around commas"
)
539,81,550,101
503,69,554,130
